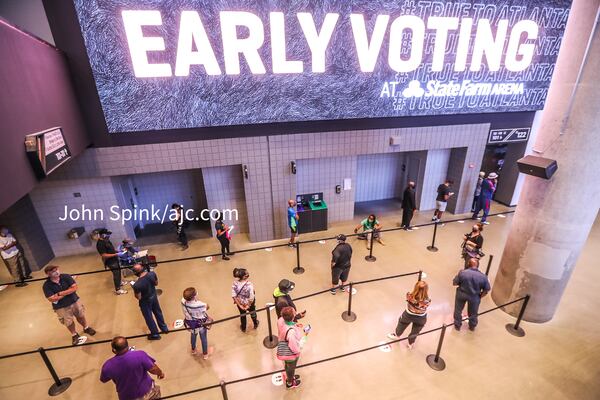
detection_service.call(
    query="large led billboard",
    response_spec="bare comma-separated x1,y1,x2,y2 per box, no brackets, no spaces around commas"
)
71,0,571,132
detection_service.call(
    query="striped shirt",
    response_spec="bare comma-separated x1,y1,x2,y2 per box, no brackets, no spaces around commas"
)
405,292,431,316
181,298,208,322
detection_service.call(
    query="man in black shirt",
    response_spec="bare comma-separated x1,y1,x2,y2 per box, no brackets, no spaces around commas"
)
42,265,96,345
171,203,188,250
401,181,417,230
96,229,128,295
132,264,169,340
452,258,491,331
433,180,454,223
330,234,353,295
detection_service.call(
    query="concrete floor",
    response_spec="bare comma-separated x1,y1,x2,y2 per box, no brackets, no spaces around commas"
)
0,202,599,400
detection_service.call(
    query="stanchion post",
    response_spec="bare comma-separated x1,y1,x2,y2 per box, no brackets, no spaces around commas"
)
427,222,439,252
485,254,494,276
426,324,447,371
262,304,279,348
418,270,423,281
505,295,530,337
38,347,72,396
293,242,305,274
220,380,229,400
365,231,376,262
341,282,357,322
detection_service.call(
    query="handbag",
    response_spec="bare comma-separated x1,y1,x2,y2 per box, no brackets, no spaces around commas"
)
183,302,214,330
276,328,297,360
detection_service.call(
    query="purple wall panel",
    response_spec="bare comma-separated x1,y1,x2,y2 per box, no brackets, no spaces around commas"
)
0,20,90,213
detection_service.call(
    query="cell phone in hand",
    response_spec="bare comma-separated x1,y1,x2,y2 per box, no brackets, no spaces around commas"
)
303,324,311,333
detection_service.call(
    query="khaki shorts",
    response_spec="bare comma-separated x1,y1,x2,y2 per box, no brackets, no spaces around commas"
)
436,200,447,212
55,300,85,326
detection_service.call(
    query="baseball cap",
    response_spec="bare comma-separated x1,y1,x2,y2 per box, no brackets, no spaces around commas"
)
278,279,295,293
98,228,112,235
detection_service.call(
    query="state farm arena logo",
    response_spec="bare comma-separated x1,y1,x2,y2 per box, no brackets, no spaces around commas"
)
402,79,524,98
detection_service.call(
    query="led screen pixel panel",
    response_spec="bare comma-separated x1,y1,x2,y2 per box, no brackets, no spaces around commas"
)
72,0,571,133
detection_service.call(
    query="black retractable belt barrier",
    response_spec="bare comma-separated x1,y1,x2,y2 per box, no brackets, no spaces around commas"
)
341,282,357,322
505,294,530,337
263,304,279,349
427,221,439,252
38,347,72,396
220,380,229,400
293,242,305,274
365,232,376,262
425,324,447,371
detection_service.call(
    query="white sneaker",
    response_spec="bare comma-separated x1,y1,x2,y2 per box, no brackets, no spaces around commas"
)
431,217,437,222
115,289,128,295
406,343,413,350
482,221,490,225
387,333,399,340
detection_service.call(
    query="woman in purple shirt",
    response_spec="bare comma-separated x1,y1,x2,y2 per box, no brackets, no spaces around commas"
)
100,336,164,400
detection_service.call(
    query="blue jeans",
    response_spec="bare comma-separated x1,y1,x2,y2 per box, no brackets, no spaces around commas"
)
453,290,481,329
472,196,491,222
140,296,168,335
191,327,208,354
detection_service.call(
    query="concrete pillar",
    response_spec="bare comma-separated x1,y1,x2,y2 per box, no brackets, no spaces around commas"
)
492,1,600,322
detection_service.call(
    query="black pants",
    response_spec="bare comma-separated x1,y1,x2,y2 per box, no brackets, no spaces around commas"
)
218,235,230,256
177,227,188,246
107,263,121,291
401,208,413,228
237,300,258,331
395,311,427,344
471,195,480,211
284,358,298,384
454,290,481,328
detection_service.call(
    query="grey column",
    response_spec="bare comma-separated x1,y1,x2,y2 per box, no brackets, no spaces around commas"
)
492,1,600,322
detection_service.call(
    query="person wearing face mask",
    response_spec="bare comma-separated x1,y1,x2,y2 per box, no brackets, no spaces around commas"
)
462,223,484,269
232,268,259,332
100,336,164,400
401,182,417,230
354,214,385,249
0,226,32,286
330,234,353,295
42,265,96,345
471,172,486,212
118,238,139,267
472,172,498,225
132,264,169,340
96,229,128,295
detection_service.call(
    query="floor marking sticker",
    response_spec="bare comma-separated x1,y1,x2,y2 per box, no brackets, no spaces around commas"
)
378,341,392,353
205,256,213,262
272,372,285,386
318,240,326,244
265,248,272,252
498,214,506,218
173,319,184,329
77,336,88,345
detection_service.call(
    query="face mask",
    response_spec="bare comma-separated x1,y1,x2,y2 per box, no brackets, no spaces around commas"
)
0,229,8,236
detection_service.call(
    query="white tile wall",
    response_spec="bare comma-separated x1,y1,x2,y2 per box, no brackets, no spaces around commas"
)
296,156,357,223
421,149,452,211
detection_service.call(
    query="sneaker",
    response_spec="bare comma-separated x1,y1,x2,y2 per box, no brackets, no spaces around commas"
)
469,326,476,331
482,221,490,225
72,334,81,345
226,252,235,256
454,325,461,331
116,289,128,295
431,216,437,221
191,348,197,355
202,353,209,360
286,379,301,389
222,256,230,260
330,289,337,295
147,334,161,340
83,327,96,336
377,238,385,246
387,333,399,340
406,343,413,350
181,245,189,251
23,275,33,280
253,320,260,329
240,325,246,333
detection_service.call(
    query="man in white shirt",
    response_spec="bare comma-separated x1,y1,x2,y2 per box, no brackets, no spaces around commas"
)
0,226,30,286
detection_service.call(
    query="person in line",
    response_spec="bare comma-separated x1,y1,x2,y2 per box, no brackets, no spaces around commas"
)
287,199,299,247
171,203,188,250
96,229,128,295
232,267,259,332
182,287,210,359
472,172,498,225
100,336,164,400
215,213,233,261
0,226,32,284
401,181,417,230
277,306,309,389
118,238,139,267
132,264,169,340
273,279,305,320
433,180,454,223
387,280,431,349
471,172,486,212
453,258,491,331
330,234,353,295
462,223,484,268
354,214,385,249
42,265,96,345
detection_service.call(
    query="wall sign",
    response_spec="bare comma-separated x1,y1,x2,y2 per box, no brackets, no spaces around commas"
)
24,127,71,178
71,0,571,133
488,127,531,144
